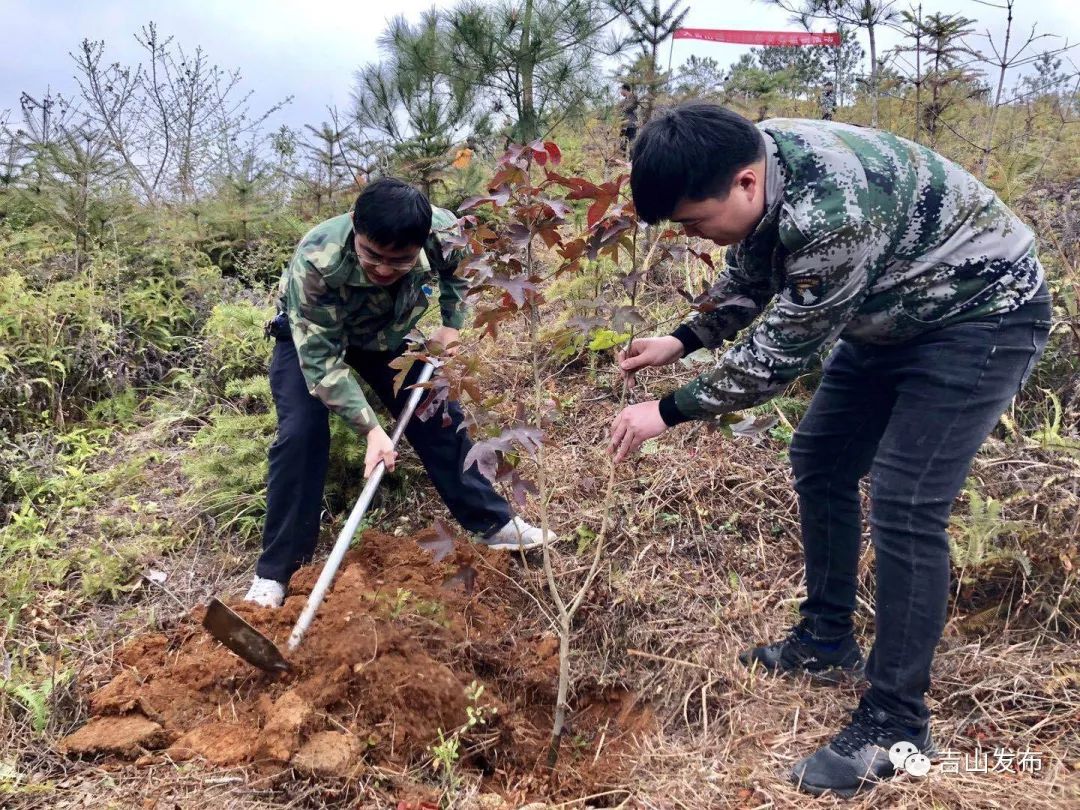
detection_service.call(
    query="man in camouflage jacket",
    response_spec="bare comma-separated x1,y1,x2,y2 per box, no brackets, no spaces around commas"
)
246,178,555,610
611,103,1051,797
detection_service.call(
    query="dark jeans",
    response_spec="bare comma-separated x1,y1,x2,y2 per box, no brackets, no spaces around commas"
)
257,336,513,584
790,287,1052,728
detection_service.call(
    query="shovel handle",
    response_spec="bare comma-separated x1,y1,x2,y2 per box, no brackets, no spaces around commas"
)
286,361,435,652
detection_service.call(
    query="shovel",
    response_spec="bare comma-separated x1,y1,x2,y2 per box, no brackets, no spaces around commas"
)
203,361,436,674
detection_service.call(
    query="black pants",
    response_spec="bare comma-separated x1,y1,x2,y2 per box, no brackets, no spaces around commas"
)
790,287,1052,728
256,336,513,584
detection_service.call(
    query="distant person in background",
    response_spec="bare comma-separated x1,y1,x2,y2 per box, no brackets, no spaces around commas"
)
619,82,640,155
820,80,837,120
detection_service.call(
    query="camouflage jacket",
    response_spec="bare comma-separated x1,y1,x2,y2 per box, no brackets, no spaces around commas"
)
277,207,468,432
665,118,1045,422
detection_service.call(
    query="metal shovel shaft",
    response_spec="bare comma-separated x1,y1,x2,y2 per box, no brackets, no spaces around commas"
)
286,361,434,653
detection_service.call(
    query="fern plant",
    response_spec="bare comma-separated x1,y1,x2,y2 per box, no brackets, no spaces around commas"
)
949,479,1033,583
1030,390,1080,455
201,302,274,390
181,375,369,542
182,393,275,541
1,668,73,733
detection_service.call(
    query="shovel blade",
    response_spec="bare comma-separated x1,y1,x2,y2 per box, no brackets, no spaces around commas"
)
203,597,292,674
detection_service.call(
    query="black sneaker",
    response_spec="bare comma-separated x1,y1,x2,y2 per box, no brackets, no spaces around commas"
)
790,702,936,798
738,622,864,684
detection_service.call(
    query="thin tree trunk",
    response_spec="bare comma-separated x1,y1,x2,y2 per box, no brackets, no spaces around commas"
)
145,26,171,199
519,0,538,142
868,22,879,127
646,37,660,123
978,0,1013,178
913,7,922,142
78,167,88,271
930,48,943,147
834,37,842,107
181,89,196,202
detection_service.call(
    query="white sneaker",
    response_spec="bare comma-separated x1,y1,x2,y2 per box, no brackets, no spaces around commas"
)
243,576,286,608
483,517,558,551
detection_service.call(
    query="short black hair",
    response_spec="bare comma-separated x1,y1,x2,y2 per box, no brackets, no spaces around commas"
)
630,102,765,224
352,177,432,249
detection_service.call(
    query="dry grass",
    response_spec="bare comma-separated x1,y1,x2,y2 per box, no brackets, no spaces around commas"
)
3,287,1079,809
452,323,1080,808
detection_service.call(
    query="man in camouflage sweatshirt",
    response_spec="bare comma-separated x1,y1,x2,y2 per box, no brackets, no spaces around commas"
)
611,103,1051,797
245,178,555,610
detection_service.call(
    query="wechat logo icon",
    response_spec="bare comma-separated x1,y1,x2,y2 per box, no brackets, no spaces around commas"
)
890,742,932,777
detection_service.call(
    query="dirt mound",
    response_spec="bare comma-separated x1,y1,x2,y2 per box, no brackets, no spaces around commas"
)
58,714,168,757
59,529,649,801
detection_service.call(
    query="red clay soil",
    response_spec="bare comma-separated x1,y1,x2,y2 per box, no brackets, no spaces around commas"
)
58,529,651,801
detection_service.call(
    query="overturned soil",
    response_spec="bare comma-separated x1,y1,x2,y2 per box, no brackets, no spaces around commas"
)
59,529,651,802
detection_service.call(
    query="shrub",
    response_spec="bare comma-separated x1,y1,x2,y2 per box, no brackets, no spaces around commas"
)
201,303,275,390
0,225,225,434
181,376,369,542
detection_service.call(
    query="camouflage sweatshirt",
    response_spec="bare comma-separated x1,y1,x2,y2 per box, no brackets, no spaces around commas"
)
663,118,1045,423
277,207,468,433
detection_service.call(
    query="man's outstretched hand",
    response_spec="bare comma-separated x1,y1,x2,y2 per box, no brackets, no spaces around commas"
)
364,425,398,478
616,335,684,381
609,400,668,463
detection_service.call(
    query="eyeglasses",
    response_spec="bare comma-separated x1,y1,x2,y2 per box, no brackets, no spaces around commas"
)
354,240,420,273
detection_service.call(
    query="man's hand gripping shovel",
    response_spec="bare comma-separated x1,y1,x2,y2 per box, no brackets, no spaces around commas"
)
202,362,436,674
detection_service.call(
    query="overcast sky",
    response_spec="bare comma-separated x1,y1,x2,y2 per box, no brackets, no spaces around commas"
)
2,0,1077,133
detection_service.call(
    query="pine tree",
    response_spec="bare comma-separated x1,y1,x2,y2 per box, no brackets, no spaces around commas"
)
896,10,976,144
612,0,690,121
767,0,899,126
756,46,827,100
354,10,478,193
298,122,355,215
674,55,725,97
824,24,864,108
446,0,613,143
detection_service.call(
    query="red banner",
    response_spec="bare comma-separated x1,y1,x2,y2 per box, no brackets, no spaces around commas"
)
674,28,841,47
